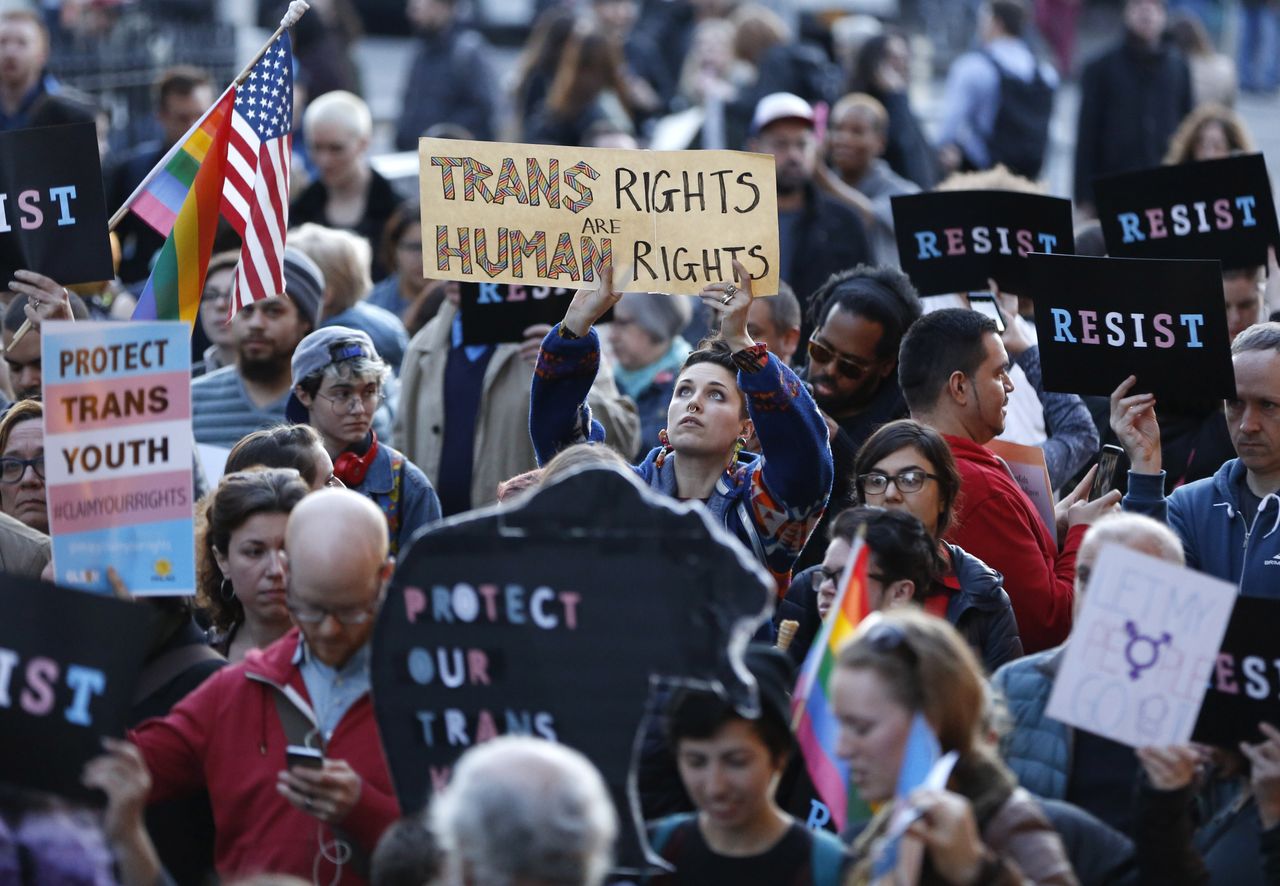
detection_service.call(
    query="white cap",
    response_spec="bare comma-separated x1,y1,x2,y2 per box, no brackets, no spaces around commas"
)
751,92,815,135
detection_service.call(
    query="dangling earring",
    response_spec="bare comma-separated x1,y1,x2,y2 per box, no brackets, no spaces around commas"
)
220,578,234,601
655,428,674,468
726,436,746,471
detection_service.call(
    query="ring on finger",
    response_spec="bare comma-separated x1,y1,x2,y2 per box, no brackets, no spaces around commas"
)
721,293,733,305
725,283,738,296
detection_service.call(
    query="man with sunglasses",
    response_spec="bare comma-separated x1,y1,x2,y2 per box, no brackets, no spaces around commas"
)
128,489,399,885
288,326,440,556
792,266,922,570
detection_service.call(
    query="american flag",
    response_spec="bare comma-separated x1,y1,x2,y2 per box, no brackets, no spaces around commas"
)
222,32,294,317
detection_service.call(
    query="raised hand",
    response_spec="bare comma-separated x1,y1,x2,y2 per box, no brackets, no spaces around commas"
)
561,263,626,338
699,259,756,353
1110,375,1162,475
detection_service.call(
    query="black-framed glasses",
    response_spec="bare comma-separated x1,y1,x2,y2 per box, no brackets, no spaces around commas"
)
315,387,385,414
287,597,382,626
858,469,939,495
812,566,891,590
0,455,44,484
807,335,873,381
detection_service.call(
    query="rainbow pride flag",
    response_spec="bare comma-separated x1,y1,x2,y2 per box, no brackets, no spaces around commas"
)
791,531,872,832
132,93,233,325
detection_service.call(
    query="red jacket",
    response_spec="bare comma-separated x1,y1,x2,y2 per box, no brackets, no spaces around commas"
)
942,435,1085,653
130,629,399,885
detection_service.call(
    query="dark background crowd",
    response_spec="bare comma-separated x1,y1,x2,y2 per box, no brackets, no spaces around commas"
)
1,0,1279,884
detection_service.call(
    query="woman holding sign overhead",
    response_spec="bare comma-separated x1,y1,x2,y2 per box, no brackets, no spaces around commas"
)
530,261,833,592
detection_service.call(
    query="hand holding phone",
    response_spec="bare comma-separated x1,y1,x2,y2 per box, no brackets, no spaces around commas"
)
1089,444,1124,502
286,744,324,770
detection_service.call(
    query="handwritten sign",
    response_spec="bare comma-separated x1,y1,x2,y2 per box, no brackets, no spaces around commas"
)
890,190,1074,296
0,123,114,285
1046,544,1237,748
1026,253,1234,404
1193,596,1280,746
418,137,780,296
371,465,773,873
1095,154,1279,271
0,573,152,803
41,320,195,595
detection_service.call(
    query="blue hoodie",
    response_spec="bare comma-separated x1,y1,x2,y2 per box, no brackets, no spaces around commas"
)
1122,460,1280,595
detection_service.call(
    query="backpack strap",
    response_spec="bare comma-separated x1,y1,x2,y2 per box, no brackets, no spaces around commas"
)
385,451,405,556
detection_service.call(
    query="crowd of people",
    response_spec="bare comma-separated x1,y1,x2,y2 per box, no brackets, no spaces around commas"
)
1,0,1279,883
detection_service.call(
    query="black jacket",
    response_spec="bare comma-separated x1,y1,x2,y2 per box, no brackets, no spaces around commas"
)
938,542,1024,673
1074,36,1193,205
787,185,872,333
394,22,497,148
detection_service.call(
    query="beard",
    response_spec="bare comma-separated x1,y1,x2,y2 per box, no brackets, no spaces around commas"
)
237,342,292,383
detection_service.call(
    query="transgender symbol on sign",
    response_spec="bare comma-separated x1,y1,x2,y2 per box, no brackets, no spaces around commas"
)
1124,621,1172,681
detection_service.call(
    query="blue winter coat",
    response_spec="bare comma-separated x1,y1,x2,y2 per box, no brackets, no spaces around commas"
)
991,647,1072,800
1122,461,1280,595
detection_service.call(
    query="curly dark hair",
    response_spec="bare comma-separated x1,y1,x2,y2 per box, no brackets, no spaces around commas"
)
196,468,309,633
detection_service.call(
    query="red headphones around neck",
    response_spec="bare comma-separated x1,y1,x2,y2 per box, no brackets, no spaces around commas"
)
333,432,379,487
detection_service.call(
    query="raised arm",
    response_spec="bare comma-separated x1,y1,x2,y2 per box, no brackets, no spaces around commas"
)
528,267,624,465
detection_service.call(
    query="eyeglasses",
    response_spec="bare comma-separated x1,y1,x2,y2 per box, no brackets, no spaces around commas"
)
287,597,382,626
807,336,873,381
812,565,890,590
858,469,939,495
0,455,44,484
315,388,385,414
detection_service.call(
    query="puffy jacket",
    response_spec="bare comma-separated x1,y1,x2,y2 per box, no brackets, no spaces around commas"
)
531,328,833,591
991,647,1072,800
130,629,399,885
942,542,1024,672
1122,461,1280,595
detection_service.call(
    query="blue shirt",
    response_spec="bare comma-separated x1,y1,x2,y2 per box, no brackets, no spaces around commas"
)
293,638,372,742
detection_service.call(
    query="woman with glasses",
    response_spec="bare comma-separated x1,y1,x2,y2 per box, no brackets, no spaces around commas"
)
849,419,1022,672
833,609,1075,884
531,261,834,592
0,399,46,534
199,468,310,661
289,326,440,556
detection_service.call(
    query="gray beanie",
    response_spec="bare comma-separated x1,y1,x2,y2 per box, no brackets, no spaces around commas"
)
281,246,324,329
617,292,692,343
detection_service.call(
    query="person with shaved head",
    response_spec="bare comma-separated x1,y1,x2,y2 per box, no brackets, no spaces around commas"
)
125,489,399,885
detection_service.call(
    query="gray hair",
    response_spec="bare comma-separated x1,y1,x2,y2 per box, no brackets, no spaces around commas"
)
431,737,617,886
1231,320,1280,356
297,355,390,398
1079,512,1185,568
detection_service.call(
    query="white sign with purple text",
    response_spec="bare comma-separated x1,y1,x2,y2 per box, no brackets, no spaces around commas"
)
1047,544,1237,748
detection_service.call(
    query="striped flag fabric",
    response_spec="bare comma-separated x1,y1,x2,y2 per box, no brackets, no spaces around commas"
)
221,31,294,318
790,531,872,832
131,94,234,324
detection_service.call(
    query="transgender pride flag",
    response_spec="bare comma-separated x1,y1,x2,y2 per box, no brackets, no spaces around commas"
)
791,531,872,832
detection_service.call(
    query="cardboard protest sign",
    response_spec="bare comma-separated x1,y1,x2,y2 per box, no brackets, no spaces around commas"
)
0,574,152,803
986,439,1055,534
418,137,780,296
371,466,773,873
1193,597,1280,746
1046,544,1237,748
0,123,113,285
458,281,614,345
890,190,1074,296
1095,154,1279,271
1026,253,1235,403
41,321,195,595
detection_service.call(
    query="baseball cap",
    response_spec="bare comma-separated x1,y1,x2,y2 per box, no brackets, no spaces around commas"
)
751,92,815,136
285,326,380,424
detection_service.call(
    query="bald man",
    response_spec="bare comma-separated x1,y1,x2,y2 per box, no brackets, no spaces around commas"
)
128,489,399,885
992,512,1185,839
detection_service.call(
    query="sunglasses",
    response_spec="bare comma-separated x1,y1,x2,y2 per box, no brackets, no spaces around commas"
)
807,336,873,381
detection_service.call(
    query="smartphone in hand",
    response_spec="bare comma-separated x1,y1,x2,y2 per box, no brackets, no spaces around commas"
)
968,292,1006,333
286,744,324,770
1089,444,1125,501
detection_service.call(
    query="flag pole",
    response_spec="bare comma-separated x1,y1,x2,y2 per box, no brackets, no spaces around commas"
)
3,1,311,352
